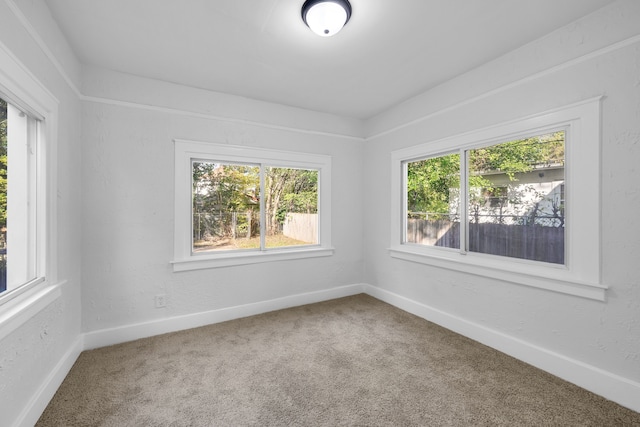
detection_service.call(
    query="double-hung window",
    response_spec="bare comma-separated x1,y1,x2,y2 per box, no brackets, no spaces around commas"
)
173,140,333,271
390,98,605,300
0,44,59,340
0,98,40,295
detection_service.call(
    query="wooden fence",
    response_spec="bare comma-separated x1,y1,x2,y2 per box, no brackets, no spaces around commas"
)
283,213,318,244
407,219,564,264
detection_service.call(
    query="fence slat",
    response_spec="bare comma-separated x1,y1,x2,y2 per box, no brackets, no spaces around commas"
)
407,219,564,264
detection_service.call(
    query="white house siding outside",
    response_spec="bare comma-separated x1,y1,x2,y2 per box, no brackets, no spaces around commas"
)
464,165,565,227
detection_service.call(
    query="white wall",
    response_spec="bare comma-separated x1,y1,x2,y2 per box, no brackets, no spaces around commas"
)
79,68,365,336
363,0,640,403
2,0,640,424
0,1,83,426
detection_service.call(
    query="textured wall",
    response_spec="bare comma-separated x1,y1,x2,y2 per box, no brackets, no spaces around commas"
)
80,72,365,333
362,0,640,383
0,0,83,425
2,0,640,424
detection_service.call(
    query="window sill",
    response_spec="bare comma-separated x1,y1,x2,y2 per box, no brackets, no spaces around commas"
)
389,246,606,301
172,247,335,272
0,281,64,342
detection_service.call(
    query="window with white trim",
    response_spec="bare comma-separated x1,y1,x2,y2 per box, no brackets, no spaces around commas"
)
173,141,333,271
0,97,41,296
390,99,605,300
0,43,59,340
405,130,565,264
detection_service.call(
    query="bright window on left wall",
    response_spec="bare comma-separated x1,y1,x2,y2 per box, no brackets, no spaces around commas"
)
0,44,59,340
173,140,333,271
0,96,44,298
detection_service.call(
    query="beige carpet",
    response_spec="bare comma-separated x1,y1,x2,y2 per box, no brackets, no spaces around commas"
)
37,294,639,426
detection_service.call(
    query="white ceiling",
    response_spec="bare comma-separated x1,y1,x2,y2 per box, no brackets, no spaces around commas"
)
44,0,614,119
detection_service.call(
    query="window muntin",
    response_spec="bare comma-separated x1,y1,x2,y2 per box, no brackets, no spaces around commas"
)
0,97,42,297
390,99,604,300
174,140,332,271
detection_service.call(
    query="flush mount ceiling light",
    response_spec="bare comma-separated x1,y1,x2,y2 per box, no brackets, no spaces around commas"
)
301,0,352,37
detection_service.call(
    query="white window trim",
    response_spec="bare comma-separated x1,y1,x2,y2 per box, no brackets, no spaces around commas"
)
390,97,606,301
0,42,61,340
172,140,333,271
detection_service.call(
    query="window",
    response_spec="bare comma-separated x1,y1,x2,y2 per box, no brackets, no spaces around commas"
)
0,43,59,340
390,98,605,300
0,98,41,295
406,152,460,250
405,131,565,264
173,140,332,271
483,187,508,208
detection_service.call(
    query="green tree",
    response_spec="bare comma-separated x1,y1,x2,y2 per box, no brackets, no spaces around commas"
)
192,163,318,241
266,167,317,235
469,131,564,180
407,153,459,217
193,162,259,213
467,132,564,221
407,131,565,220
280,168,317,215
192,162,259,239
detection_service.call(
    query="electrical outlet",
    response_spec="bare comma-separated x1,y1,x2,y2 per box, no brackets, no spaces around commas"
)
155,294,167,308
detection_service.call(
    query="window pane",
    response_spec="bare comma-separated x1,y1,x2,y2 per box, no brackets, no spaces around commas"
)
265,167,318,248
0,99,6,293
406,153,461,249
467,131,565,264
0,97,39,295
192,161,260,252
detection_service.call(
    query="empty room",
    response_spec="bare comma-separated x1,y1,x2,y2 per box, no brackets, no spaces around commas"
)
1,0,639,425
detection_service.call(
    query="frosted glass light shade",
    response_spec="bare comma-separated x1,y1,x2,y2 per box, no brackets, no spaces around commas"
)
302,0,352,37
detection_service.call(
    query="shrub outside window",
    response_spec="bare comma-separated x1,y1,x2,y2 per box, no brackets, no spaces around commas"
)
173,141,332,271
390,98,605,300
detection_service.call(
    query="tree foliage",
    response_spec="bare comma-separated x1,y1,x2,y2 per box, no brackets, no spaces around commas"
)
192,162,318,240
407,131,565,217
266,167,317,234
407,153,459,216
469,132,564,180
193,162,259,214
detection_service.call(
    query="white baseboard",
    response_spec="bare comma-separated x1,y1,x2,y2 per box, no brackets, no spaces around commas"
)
84,283,366,350
19,284,365,426
14,335,83,427
21,282,639,427
363,284,640,414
